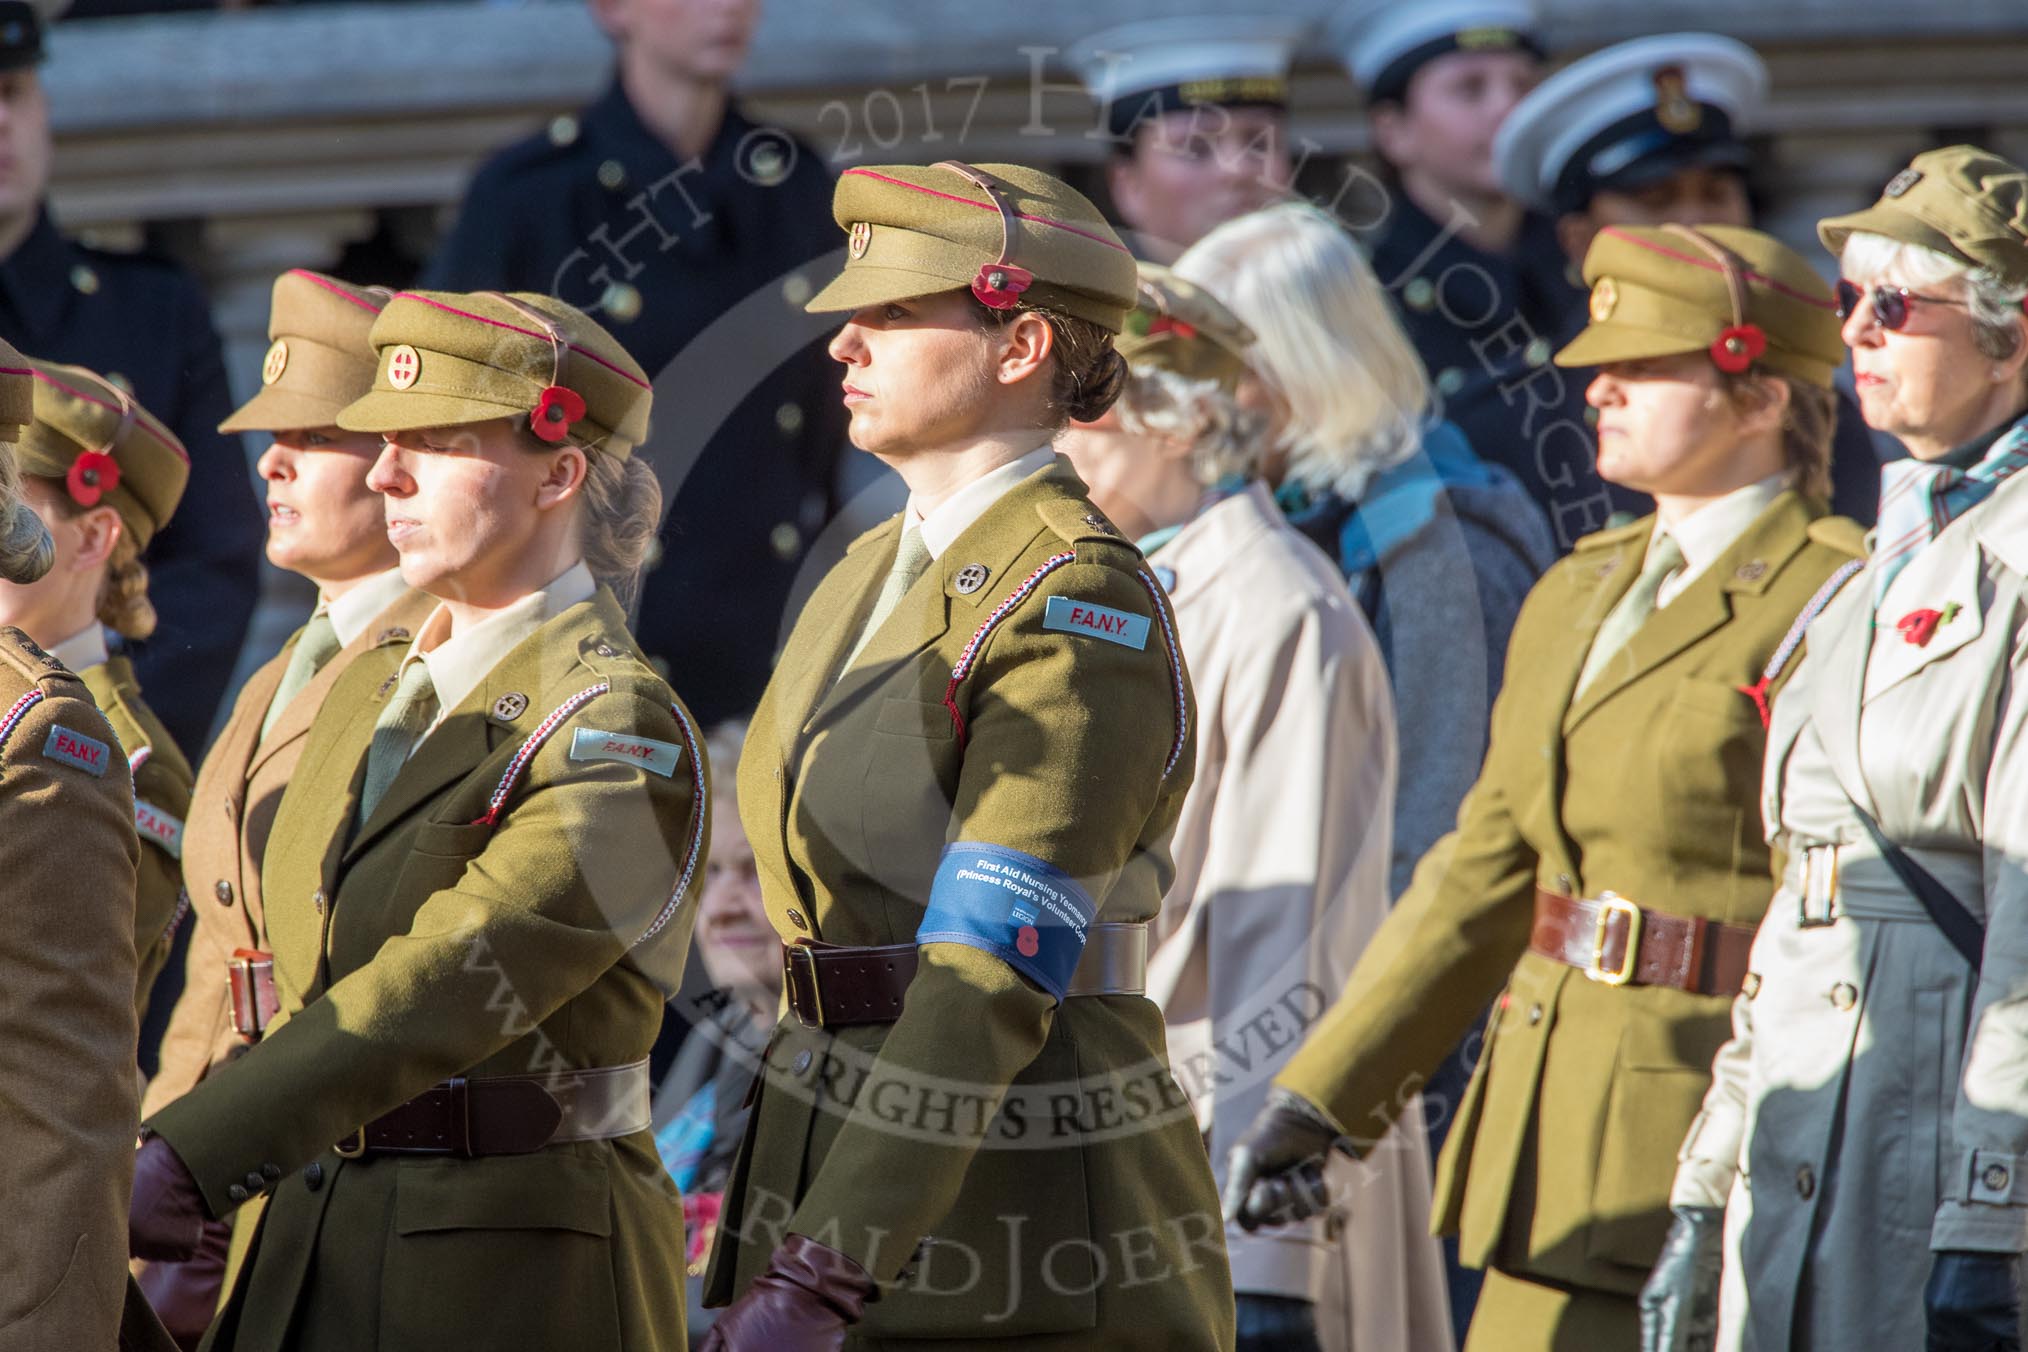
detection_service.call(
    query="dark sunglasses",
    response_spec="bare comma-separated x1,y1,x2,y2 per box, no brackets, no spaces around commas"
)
1835,279,1969,330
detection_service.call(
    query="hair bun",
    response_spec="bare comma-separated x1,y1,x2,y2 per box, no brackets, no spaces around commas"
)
1066,348,1129,423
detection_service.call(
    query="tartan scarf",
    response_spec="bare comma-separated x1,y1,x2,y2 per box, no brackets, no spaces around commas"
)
1871,414,2028,608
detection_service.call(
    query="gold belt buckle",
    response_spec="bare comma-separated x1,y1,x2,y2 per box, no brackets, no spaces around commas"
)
1585,892,1643,986
786,944,825,1029
334,1127,367,1159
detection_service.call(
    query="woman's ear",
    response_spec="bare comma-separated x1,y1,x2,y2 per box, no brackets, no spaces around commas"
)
1994,315,2028,389
72,505,122,571
1732,372,1793,442
995,311,1056,387
534,446,590,511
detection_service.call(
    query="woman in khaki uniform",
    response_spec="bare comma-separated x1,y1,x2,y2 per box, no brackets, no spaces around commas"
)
700,163,1232,1350
1220,225,1866,1350
0,342,160,1349
0,359,192,1010
137,269,429,1346
125,290,708,1352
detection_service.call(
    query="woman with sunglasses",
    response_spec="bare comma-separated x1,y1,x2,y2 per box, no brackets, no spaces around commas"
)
1643,147,2028,1352
125,291,709,1352
1219,222,1864,1352
0,361,192,1013
699,162,1231,1351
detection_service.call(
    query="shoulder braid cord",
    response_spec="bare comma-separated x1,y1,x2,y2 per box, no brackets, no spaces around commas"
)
942,554,1191,779
466,681,708,949
0,688,45,759
1736,557,1865,727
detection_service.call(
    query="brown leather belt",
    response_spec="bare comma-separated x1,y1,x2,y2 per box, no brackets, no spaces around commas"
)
1529,888,1754,996
783,922,1149,1029
334,1061,651,1159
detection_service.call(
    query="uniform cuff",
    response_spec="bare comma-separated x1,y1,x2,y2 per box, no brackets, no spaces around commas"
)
1932,1199,2028,1253
1668,1108,1741,1210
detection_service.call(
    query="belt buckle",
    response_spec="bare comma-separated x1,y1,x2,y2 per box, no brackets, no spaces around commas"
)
1798,845,1839,928
334,1127,367,1159
1585,892,1643,986
786,944,825,1029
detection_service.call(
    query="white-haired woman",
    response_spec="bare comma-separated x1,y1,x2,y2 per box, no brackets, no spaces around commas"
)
1061,270,1452,1352
1646,147,2028,1352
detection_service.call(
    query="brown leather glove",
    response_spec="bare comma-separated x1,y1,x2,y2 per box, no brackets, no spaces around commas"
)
136,1215,231,1348
129,1134,210,1263
697,1233,878,1352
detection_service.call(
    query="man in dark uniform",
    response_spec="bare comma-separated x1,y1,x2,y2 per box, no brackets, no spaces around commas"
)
423,0,843,726
1331,1,1632,550
1496,31,1882,524
0,0,261,755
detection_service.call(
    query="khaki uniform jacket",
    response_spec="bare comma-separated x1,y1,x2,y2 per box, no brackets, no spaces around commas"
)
142,591,432,1120
1144,484,1452,1352
1672,457,2028,1351
0,628,143,1350
145,590,707,1352
704,459,1234,1349
80,655,195,1013
1275,492,1864,1300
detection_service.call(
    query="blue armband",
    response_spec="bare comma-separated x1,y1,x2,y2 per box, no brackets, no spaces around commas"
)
916,842,1099,1002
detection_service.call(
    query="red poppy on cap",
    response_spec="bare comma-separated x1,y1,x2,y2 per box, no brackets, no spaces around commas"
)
1148,316,1199,340
1710,323,1767,374
531,385,587,442
972,264,1034,311
66,450,120,507
1016,926,1040,958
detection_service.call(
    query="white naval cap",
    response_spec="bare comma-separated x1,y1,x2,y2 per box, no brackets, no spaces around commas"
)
1329,0,1542,102
1065,15,1308,140
1494,32,1767,215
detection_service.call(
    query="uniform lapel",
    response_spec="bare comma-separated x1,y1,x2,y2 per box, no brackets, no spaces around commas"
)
1809,570,1883,818
248,593,430,780
785,518,895,744
1863,530,1986,705
1538,528,1644,876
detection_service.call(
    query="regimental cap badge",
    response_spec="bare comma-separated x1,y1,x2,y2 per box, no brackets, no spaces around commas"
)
1884,168,1923,199
1590,277,1619,322
848,221,872,260
385,344,421,390
261,338,289,386
1653,65,1703,135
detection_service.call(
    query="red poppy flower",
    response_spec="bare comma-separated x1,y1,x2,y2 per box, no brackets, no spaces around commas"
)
530,385,587,442
1148,316,1199,340
1709,323,1768,374
682,1191,723,1266
66,450,120,507
971,263,1034,311
1896,608,1945,647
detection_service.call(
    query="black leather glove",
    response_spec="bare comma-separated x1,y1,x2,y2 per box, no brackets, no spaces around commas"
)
1221,1089,1346,1233
129,1134,210,1263
1926,1249,2022,1352
1235,1293,1323,1352
1639,1205,1725,1352
697,1233,879,1352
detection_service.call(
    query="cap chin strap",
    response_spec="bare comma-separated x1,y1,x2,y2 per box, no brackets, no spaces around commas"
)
480,291,596,449
1664,224,1769,375
933,160,1035,309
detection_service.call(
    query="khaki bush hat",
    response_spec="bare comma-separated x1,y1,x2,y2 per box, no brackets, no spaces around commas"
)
339,290,652,457
221,269,391,434
806,161,1139,333
1116,264,1255,391
0,336,30,437
1554,224,1844,388
18,359,189,549
1818,145,2028,290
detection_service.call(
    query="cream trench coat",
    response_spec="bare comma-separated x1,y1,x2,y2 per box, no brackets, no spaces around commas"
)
1672,423,2028,1351
1144,484,1453,1352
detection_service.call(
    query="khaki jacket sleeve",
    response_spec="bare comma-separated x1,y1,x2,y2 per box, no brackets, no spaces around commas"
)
1935,610,2028,1252
788,556,1188,1280
146,688,703,1217
131,757,193,1012
139,885,241,1119
1273,590,1547,1143
0,693,140,1347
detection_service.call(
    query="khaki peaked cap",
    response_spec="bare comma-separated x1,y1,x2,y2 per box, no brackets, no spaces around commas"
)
1819,144,2028,290
806,162,1139,333
220,269,390,434
1116,264,1255,391
0,335,29,435
339,290,652,456
19,359,188,548
1555,224,1845,388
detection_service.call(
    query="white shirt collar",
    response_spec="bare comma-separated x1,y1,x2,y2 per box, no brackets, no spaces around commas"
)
1652,473,1786,608
49,624,109,674
402,560,598,734
905,446,1058,560
323,566,412,649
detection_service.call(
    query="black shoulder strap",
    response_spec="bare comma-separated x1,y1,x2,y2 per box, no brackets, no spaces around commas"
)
1848,805,1984,970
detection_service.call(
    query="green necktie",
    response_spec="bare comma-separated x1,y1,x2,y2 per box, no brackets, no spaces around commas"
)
260,609,342,743
1575,532,1685,696
356,660,439,823
842,527,932,672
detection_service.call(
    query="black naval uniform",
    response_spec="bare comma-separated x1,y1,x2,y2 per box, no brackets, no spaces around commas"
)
0,209,262,756
1356,193,1641,551
424,81,847,725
